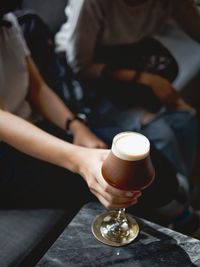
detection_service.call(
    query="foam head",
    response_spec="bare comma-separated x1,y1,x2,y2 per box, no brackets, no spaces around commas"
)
111,132,150,161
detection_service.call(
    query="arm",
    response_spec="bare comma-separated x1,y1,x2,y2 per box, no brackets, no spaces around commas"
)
61,0,191,109
102,68,193,109
0,108,139,208
55,0,107,79
26,56,106,148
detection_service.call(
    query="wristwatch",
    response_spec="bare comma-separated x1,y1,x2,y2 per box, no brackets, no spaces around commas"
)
65,113,87,133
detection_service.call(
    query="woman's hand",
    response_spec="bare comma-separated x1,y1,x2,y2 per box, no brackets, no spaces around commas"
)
140,72,196,112
70,120,107,148
175,98,196,112
74,147,141,209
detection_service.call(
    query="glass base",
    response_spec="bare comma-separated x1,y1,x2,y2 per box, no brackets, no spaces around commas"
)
92,210,139,247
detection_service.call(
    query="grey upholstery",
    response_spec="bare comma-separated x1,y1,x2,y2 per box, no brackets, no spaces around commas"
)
22,0,68,34
156,21,200,90
0,209,68,267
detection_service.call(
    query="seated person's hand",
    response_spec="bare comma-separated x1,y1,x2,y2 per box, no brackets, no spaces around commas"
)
70,120,107,148
75,147,142,209
141,72,179,106
175,98,196,113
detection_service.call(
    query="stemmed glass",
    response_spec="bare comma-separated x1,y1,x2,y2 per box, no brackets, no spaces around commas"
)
92,132,155,246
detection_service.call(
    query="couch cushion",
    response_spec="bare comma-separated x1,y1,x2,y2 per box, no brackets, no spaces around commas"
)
0,209,68,267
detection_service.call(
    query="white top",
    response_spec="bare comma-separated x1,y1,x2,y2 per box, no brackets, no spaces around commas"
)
0,13,34,121
55,0,200,78
111,132,150,161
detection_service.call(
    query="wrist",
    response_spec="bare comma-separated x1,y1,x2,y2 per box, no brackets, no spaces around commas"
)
138,71,152,85
132,71,141,84
62,143,85,173
65,113,88,134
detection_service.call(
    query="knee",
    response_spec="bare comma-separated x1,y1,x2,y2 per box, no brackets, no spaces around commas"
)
175,110,197,131
157,129,176,149
142,123,176,150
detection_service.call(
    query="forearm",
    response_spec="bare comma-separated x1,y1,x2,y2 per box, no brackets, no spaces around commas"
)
79,63,140,83
77,62,106,80
0,110,80,173
103,68,139,83
80,64,182,107
27,56,75,131
31,83,74,130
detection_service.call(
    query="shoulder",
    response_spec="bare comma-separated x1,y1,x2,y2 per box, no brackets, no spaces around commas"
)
3,13,30,56
68,0,109,13
3,13,23,38
4,13,20,30
66,0,109,24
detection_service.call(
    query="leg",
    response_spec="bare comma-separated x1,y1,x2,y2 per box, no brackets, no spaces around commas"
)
140,116,188,176
163,109,198,176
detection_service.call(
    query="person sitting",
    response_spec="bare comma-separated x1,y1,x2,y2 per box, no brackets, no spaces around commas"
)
0,1,200,240
55,0,199,181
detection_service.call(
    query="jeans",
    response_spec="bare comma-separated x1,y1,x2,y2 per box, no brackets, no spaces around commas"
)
140,107,197,177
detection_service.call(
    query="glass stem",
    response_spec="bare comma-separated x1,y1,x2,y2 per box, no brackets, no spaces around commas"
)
117,208,127,222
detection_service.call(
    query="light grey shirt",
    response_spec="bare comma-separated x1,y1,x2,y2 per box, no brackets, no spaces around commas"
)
0,13,33,120
55,0,200,78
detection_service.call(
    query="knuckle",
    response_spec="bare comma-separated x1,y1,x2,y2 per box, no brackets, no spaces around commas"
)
104,184,110,193
87,180,94,191
105,202,113,209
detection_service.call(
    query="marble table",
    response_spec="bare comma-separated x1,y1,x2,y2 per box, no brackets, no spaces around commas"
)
36,202,200,267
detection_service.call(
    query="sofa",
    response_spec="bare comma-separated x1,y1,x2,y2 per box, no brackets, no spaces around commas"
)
0,1,200,267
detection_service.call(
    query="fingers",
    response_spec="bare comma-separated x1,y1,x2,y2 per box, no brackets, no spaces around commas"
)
175,98,195,112
91,188,141,209
141,112,155,125
89,134,108,149
89,178,142,209
80,148,142,210
73,135,108,149
97,141,108,149
96,172,140,198
87,139,108,149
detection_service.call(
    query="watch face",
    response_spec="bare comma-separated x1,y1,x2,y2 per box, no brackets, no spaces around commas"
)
77,113,87,122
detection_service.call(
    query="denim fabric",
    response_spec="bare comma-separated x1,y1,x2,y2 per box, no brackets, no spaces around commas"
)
140,107,197,177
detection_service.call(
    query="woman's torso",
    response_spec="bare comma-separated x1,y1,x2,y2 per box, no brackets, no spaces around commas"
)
0,13,33,120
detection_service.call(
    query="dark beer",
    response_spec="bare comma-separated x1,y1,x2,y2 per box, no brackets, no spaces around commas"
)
102,132,155,190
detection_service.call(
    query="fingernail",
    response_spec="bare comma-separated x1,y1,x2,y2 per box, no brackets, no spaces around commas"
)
131,200,138,205
126,192,133,197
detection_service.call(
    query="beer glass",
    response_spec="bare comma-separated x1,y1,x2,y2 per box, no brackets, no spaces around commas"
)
92,132,155,246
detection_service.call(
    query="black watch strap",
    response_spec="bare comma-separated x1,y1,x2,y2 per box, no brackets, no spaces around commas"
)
65,113,87,133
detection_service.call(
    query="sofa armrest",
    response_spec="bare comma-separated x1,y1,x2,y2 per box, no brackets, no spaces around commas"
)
156,21,200,91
